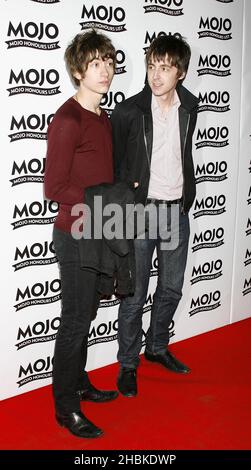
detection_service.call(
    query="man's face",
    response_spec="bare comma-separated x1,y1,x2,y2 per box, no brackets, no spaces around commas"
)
147,54,184,97
76,54,114,95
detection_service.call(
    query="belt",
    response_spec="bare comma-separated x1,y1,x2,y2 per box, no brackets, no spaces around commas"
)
146,198,181,206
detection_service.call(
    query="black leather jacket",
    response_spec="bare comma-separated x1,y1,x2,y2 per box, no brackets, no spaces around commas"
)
111,83,198,213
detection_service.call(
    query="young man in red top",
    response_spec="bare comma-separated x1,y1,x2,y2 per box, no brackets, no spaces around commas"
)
44,30,118,439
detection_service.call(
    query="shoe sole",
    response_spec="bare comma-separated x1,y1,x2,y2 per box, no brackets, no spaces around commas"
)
119,391,137,397
117,386,137,397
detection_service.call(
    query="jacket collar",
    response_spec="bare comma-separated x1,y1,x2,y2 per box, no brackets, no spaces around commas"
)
136,82,198,114
135,83,152,113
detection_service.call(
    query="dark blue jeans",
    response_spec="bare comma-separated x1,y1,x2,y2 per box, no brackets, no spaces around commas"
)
52,227,100,414
118,204,190,369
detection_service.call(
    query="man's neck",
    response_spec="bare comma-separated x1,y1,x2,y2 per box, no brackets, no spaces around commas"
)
155,89,176,113
75,89,102,115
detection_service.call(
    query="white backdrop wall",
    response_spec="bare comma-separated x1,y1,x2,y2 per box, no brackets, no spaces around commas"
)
0,0,250,401
230,0,251,322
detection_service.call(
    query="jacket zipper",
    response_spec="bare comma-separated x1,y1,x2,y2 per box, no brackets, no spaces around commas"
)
181,114,190,214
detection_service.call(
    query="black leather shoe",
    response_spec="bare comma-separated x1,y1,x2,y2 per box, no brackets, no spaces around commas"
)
144,349,190,374
78,384,118,403
56,411,103,438
117,368,137,397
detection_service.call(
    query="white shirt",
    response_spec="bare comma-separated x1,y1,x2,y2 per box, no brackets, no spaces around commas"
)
148,91,183,200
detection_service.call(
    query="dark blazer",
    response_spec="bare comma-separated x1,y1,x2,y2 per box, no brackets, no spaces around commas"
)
111,83,198,213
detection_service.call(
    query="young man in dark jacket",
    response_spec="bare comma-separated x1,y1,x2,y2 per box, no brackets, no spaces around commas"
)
44,30,118,438
111,35,198,397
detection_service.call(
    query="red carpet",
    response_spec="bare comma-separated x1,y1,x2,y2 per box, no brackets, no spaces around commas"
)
0,318,251,450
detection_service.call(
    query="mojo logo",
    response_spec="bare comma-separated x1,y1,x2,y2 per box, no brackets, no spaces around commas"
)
12,199,58,230
198,90,230,113
88,319,118,347
247,186,251,205
115,49,126,75
243,278,251,296
150,256,158,277
80,4,126,33
189,290,221,317
198,17,232,40
6,21,60,51
216,0,233,3
7,68,60,97
191,259,223,285
9,113,54,142
246,218,251,237
98,297,120,309
143,293,153,314
143,0,184,17
193,195,226,219
13,240,56,271
16,316,60,350
17,355,53,388
141,329,147,347
195,126,229,149
98,299,120,308
10,157,45,187
15,278,61,312
195,161,227,184
197,54,231,77
100,90,125,117
143,30,182,54
30,0,60,3
168,319,175,339
244,249,251,268
192,227,224,252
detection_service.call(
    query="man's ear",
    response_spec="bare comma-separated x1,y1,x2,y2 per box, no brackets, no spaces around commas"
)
73,71,83,81
178,71,186,81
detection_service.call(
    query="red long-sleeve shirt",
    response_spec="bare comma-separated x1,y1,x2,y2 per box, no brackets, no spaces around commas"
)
44,97,113,233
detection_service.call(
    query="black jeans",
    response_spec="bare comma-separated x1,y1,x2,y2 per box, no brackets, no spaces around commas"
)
53,227,100,414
